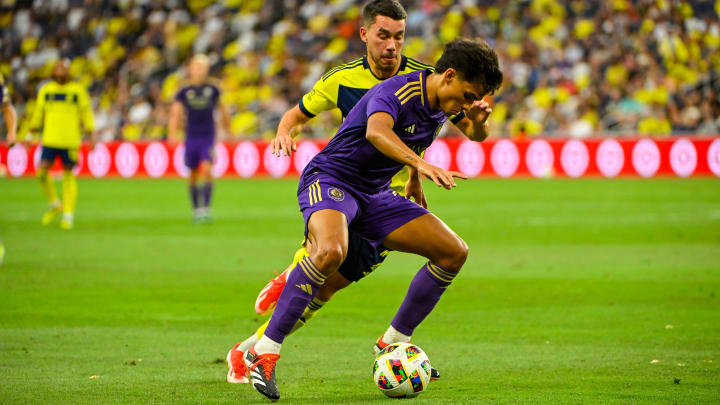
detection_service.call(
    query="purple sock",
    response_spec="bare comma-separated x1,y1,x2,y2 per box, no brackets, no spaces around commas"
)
190,185,200,209
202,182,213,208
391,262,457,336
264,257,326,343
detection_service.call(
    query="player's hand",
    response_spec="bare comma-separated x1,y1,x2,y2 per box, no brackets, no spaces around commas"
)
167,136,178,148
416,161,467,190
405,175,427,208
6,133,17,148
271,132,296,157
465,99,493,125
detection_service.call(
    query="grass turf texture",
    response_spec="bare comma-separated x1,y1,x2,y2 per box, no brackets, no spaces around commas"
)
0,177,719,404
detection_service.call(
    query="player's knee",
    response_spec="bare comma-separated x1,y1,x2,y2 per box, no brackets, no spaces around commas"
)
434,236,468,273
310,243,346,276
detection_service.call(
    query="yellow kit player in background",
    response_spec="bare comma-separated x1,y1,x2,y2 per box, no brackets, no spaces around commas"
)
1,73,18,264
29,60,94,230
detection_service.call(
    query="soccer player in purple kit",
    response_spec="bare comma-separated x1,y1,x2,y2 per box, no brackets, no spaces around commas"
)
168,54,232,223
244,38,503,401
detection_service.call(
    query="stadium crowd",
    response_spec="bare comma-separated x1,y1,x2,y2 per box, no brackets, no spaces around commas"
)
1,0,719,141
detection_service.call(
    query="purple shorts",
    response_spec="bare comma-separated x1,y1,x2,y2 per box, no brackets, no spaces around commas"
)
297,172,429,248
185,140,213,169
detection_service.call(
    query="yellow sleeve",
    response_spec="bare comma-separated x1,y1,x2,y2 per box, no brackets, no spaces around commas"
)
30,84,47,130
298,72,338,117
78,86,94,132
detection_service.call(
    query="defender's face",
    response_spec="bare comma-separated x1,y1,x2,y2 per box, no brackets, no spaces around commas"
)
436,69,487,116
361,15,406,74
189,59,209,81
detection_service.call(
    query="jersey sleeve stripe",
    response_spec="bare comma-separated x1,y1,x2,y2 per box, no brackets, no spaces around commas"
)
298,98,316,118
399,91,422,105
321,61,363,81
406,58,434,69
394,81,420,96
321,58,363,81
321,58,361,80
396,84,421,100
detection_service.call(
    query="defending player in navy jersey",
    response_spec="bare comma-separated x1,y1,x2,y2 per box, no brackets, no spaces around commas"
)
244,38,503,400
168,55,232,223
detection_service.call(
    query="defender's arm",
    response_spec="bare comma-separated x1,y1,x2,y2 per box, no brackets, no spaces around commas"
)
167,101,183,145
271,105,311,157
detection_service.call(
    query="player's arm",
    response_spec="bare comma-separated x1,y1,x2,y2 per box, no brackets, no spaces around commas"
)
366,112,467,190
29,85,47,134
451,99,493,141
78,86,96,145
216,101,232,141
1,101,17,145
271,105,310,156
167,101,183,145
272,72,337,157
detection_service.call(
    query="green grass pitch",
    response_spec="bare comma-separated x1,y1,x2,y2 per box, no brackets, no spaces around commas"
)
1,177,719,404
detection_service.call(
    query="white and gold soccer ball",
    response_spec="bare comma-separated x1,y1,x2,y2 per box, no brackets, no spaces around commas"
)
372,342,431,398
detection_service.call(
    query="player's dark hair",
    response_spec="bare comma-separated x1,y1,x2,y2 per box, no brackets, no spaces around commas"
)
435,38,503,95
362,0,407,26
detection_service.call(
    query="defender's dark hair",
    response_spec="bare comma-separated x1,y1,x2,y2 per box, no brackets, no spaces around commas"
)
362,0,407,27
435,38,503,95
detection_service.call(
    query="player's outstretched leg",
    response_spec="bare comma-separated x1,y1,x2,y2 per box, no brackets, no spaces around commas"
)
60,169,77,230
245,209,348,400
188,174,201,224
198,160,213,223
37,164,61,226
255,249,303,316
376,212,468,381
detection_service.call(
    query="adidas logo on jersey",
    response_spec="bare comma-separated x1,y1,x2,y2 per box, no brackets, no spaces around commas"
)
296,283,313,295
405,124,416,133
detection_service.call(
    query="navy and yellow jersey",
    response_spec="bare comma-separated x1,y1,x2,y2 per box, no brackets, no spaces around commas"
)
299,55,465,194
300,55,438,119
30,80,94,149
0,74,8,105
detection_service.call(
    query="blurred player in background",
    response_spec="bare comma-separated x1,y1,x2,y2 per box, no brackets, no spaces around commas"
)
1,73,18,264
227,0,476,386
30,60,94,230
168,54,232,224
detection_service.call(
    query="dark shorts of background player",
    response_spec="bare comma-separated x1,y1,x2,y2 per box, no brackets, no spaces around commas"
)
337,232,390,282
40,146,77,169
184,139,214,170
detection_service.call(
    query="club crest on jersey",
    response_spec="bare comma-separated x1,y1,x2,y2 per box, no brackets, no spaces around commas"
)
203,86,213,97
328,188,345,201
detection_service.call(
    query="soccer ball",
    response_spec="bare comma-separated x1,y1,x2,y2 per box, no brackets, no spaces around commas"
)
372,342,431,398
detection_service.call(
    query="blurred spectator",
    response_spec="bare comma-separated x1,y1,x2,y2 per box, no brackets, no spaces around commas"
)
1,0,718,141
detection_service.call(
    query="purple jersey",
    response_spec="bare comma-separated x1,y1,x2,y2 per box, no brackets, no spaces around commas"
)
302,69,446,194
175,83,220,138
